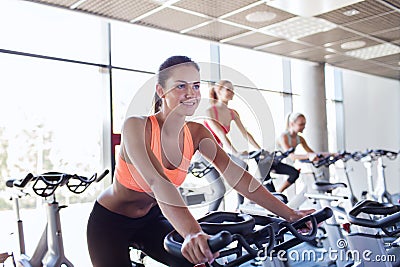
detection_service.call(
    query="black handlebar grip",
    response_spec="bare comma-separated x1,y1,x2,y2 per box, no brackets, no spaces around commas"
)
292,207,333,229
6,179,17,188
283,207,332,242
207,231,233,253
13,173,34,188
96,169,109,182
164,231,232,259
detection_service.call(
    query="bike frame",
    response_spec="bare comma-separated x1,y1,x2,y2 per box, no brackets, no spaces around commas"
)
361,154,393,203
13,194,73,267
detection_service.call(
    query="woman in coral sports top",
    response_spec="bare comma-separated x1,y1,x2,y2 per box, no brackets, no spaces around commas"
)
204,80,261,155
86,56,314,267
202,80,262,211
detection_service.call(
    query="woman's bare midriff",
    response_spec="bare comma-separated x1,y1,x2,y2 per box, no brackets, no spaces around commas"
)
97,179,157,218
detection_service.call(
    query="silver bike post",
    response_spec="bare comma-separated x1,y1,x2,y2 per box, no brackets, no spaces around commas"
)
43,196,73,267
362,156,375,200
375,156,392,203
12,197,26,256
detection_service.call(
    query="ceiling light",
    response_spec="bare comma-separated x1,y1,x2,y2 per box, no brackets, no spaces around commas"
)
341,40,366,50
267,0,364,17
261,17,336,40
345,43,400,59
343,9,360,16
246,11,277,22
150,0,178,4
325,48,336,53
70,0,88,9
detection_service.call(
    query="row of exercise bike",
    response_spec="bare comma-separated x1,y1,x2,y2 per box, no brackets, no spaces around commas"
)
1,148,399,267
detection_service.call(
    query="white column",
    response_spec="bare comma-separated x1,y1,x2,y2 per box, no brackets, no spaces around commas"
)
291,60,328,153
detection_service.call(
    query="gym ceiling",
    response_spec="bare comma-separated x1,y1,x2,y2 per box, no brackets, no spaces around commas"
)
24,0,400,80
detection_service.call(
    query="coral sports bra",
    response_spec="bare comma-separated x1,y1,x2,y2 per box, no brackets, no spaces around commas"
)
204,105,235,146
115,116,194,192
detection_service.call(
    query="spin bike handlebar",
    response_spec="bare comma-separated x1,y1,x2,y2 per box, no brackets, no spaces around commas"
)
164,207,333,267
300,150,364,167
326,150,362,164
298,155,332,168
243,147,295,165
6,170,109,197
188,148,296,178
348,200,400,236
359,149,398,161
188,161,215,178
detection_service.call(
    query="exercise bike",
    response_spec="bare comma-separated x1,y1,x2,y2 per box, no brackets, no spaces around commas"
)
181,153,248,212
164,207,333,267
326,150,364,208
358,149,399,204
290,155,357,267
179,160,221,208
238,148,295,216
346,199,400,267
6,170,109,267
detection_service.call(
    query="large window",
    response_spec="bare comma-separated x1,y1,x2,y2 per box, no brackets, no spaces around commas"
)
218,46,286,151
325,65,345,151
111,21,211,71
0,0,107,64
259,91,286,143
0,53,104,202
112,69,154,133
219,44,283,91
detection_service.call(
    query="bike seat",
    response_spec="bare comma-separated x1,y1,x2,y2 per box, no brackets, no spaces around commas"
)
313,181,347,192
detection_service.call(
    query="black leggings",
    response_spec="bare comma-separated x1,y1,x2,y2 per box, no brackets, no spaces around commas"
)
87,202,193,267
237,162,300,205
268,162,300,184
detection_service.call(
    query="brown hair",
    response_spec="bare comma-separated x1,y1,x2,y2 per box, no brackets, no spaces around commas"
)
153,55,200,113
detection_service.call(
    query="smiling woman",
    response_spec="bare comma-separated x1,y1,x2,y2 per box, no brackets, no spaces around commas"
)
86,55,315,267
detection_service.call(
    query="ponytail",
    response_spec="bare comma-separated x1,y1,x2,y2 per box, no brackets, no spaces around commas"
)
209,85,218,104
153,92,162,113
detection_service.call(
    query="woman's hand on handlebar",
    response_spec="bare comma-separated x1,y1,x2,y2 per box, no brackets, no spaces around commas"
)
308,153,318,162
287,209,315,222
288,209,317,231
234,150,249,159
240,150,249,157
182,231,219,265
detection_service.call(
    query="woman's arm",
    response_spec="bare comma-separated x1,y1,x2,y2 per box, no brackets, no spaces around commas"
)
278,134,313,161
197,125,312,221
123,117,215,264
232,110,261,150
299,136,333,159
299,136,314,153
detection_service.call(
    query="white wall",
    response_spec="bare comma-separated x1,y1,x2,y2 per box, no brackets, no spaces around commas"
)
342,69,400,199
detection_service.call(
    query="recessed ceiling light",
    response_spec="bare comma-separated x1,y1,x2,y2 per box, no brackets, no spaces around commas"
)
261,17,336,40
150,0,177,4
341,40,366,50
343,9,360,16
345,43,400,59
325,48,336,53
246,11,277,22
